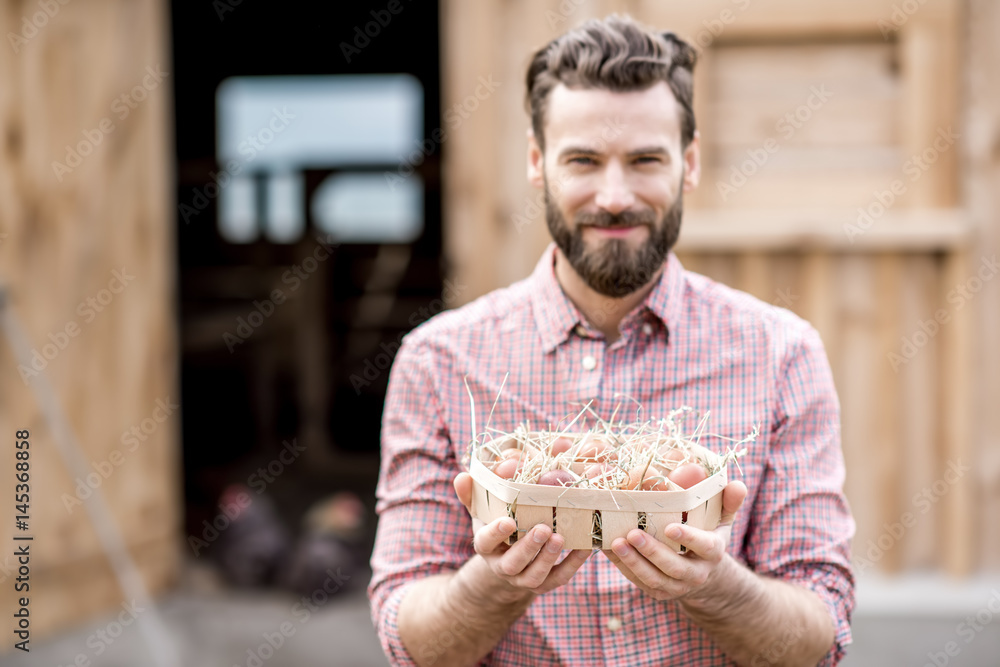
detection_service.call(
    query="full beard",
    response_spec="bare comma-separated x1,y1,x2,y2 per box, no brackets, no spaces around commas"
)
545,179,684,298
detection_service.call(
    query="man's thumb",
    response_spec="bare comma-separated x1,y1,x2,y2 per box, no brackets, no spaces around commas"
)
719,480,747,526
454,472,474,512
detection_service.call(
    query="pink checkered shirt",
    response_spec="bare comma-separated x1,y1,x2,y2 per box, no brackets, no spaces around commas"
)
370,244,855,666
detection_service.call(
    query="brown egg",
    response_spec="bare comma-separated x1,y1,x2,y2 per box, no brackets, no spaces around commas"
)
577,437,614,463
493,457,522,479
624,464,663,490
549,436,574,456
660,447,688,465
640,474,669,491
584,462,613,479
667,463,708,489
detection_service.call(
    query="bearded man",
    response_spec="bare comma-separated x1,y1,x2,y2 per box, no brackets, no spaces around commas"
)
369,14,855,667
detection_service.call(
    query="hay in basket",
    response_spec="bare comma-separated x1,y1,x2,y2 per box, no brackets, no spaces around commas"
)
465,377,756,552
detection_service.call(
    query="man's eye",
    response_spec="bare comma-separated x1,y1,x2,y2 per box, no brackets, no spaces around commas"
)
634,156,662,164
569,156,596,165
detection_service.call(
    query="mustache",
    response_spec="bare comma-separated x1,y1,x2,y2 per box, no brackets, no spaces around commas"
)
574,209,658,228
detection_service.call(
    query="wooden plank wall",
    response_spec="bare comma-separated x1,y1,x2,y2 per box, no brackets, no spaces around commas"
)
965,0,1000,572
440,0,991,574
0,0,179,640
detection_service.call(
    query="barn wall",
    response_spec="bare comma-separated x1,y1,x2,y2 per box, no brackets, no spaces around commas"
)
440,0,994,574
0,0,179,640
965,0,1000,572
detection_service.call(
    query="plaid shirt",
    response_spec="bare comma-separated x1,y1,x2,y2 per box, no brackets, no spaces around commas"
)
370,244,855,666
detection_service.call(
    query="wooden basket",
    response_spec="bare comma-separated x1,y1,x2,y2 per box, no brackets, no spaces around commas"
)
469,433,727,552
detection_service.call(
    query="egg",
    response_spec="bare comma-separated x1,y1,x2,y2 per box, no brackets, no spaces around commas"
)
624,464,663,490
584,462,613,479
537,470,575,487
493,457,522,479
549,436,574,456
667,463,708,489
660,447,688,465
640,474,669,491
576,436,615,462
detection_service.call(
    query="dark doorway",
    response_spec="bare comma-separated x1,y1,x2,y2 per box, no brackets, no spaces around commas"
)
170,1,443,543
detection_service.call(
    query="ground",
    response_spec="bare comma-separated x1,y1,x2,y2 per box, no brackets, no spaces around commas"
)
5,566,999,666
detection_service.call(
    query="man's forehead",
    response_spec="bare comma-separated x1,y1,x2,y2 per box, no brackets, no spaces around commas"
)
544,81,683,147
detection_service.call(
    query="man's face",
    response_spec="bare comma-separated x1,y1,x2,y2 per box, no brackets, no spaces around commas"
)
528,82,700,297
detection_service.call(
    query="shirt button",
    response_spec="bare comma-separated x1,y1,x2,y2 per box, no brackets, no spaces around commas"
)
574,324,588,337
606,616,622,632
582,355,597,371
642,323,653,336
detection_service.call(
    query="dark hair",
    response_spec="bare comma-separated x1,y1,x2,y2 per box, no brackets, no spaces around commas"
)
525,14,698,152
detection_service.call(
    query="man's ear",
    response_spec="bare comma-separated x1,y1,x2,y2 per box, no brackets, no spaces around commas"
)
527,128,545,189
682,130,701,193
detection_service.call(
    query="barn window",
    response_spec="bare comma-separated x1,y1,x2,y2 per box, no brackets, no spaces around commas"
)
214,74,424,243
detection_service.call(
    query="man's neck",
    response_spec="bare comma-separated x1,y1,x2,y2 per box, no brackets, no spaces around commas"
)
553,248,664,344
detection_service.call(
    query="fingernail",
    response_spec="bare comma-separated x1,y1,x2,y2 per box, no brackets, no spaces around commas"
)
533,528,547,544
545,539,562,554
613,541,630,557
631,532,646,548
667,526,682,540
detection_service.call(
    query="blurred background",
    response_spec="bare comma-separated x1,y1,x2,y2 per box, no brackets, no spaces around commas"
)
0,0,997,665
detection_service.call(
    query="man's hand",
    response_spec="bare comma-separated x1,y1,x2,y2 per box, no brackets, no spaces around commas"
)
603,480,747,601
453,472,591,602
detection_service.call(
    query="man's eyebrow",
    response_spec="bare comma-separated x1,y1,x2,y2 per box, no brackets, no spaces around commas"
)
557,146,602,158
556,146,671,158
626,146,670,157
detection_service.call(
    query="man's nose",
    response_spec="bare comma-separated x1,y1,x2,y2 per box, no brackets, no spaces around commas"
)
594,161,635,215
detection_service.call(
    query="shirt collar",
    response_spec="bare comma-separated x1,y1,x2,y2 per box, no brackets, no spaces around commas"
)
642,248,686,341
529,244,584,354
529,243,687,354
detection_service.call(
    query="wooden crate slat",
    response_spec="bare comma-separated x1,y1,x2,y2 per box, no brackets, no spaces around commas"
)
555,507,595,550
599,510,640,550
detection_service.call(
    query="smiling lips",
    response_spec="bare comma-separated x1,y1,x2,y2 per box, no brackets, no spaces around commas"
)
586,225,645,238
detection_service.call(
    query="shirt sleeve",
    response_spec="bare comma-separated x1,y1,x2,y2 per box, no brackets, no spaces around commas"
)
367,337,475,666
744,324,856,665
